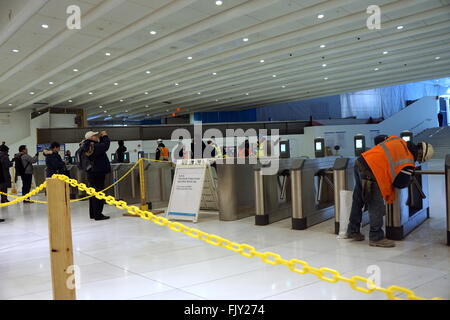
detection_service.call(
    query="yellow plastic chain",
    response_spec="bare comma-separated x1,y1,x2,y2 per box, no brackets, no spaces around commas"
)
0,159,142,205
50,173,444,301
0,181,47,208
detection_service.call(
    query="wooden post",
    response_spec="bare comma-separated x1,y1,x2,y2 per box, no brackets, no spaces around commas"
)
46,178,76,300
139,159,149,211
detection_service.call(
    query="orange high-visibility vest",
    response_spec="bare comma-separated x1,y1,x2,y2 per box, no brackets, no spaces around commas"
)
362,136,415,204
159,147,169,161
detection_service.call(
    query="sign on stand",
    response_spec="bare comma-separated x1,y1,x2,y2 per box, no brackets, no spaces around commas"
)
166,159,219,222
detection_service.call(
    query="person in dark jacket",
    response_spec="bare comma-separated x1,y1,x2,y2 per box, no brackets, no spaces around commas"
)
65,150,73,164
14,145,38,204
115,140,127,163
82,130,111,221
44,142,67,178
0,144,12,205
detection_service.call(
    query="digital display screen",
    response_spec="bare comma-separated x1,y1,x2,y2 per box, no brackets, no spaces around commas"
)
402,136,411,142
315,142,322,151
281,144,286,152
355,139,363,149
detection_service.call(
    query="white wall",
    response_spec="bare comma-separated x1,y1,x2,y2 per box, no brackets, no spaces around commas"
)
50,114,77,128
0,110,31,146
302,96,439,157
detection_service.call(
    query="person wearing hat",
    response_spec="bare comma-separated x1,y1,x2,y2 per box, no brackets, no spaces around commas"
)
82,130,111,221
155,139,169,161
346,136,434,247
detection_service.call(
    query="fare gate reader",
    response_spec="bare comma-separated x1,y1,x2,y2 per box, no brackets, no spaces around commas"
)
354,134,366,156
314,137,325,158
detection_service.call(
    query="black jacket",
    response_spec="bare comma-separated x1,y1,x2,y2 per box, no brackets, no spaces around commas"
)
0,151,12,188
44,150,66,177
83,136,111,175
115,145,127,163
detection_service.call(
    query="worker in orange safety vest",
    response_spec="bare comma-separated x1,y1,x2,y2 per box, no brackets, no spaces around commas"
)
346,136,434,248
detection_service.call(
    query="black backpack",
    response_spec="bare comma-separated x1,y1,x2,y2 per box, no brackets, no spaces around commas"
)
76,142,94,172
13,154,29,177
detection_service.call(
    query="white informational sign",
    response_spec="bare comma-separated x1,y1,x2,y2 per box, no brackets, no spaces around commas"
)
166,159,218,222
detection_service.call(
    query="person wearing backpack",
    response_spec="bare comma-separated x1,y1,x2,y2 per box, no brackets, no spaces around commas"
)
80,131,111,221
13,145,38,204
0,144,12,205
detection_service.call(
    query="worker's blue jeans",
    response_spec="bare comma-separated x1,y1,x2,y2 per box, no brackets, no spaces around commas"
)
347,163,386,241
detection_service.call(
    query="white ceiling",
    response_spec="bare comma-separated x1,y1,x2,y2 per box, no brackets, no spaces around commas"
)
0,0,449,121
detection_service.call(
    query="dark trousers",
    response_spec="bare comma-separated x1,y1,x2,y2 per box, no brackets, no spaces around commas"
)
347,161,386,241
1,186,8,203
88,173,106,219
21,174,33,198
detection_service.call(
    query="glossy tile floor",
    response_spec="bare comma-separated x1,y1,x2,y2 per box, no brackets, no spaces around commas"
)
0,160,449,300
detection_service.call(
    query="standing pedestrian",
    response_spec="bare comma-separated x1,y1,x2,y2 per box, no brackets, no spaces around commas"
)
13,145,38,204
80,131,111,221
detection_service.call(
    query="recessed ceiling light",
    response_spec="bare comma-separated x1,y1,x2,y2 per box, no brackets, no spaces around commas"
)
48,81,54,85
272,75,277,78
89,92,93,95
317,14,325,19
149,30,157,35
197,92,201,95
374,68,379,71
216,1,223,6
73,68,79,72
99,106,103,109
215,99,219,102
175,83,179,86
104,111,107,113
187,56,193,60
145,105,149,108
383,51,388,55
322,64,327,67
146,70,151,74
125,110,128,113
68,100,72,103
282,85,286,88
435,56,441,60
145,92,149,95
245,93,249,96
8,104,12,106
320,44,326,48
260,59,265,63
243,38,249,42
29,92,35,95
105,52,111,56
212,72,217,75
120,99,124,102
41,24,49,29
11,49,19,53
114,82,118,86
324,77,328,80
397,25,404,30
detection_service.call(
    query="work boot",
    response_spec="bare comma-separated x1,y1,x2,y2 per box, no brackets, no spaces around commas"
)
1,197,9,203
369,238,396,248
347,232,365,241
0,219,5,223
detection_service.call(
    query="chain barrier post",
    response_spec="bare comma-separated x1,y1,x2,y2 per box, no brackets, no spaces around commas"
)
46,178,76,300
139,159,148,211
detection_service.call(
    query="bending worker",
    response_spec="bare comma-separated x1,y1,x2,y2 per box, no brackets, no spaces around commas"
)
346,135,434,247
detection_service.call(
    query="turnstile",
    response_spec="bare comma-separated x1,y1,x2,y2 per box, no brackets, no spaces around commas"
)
290,157,353,230
216,159,257,221
254,158,296,225
142,161,174,209
385,164,430,240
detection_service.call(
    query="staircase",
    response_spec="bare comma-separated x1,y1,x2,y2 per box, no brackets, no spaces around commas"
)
414,127,450,159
